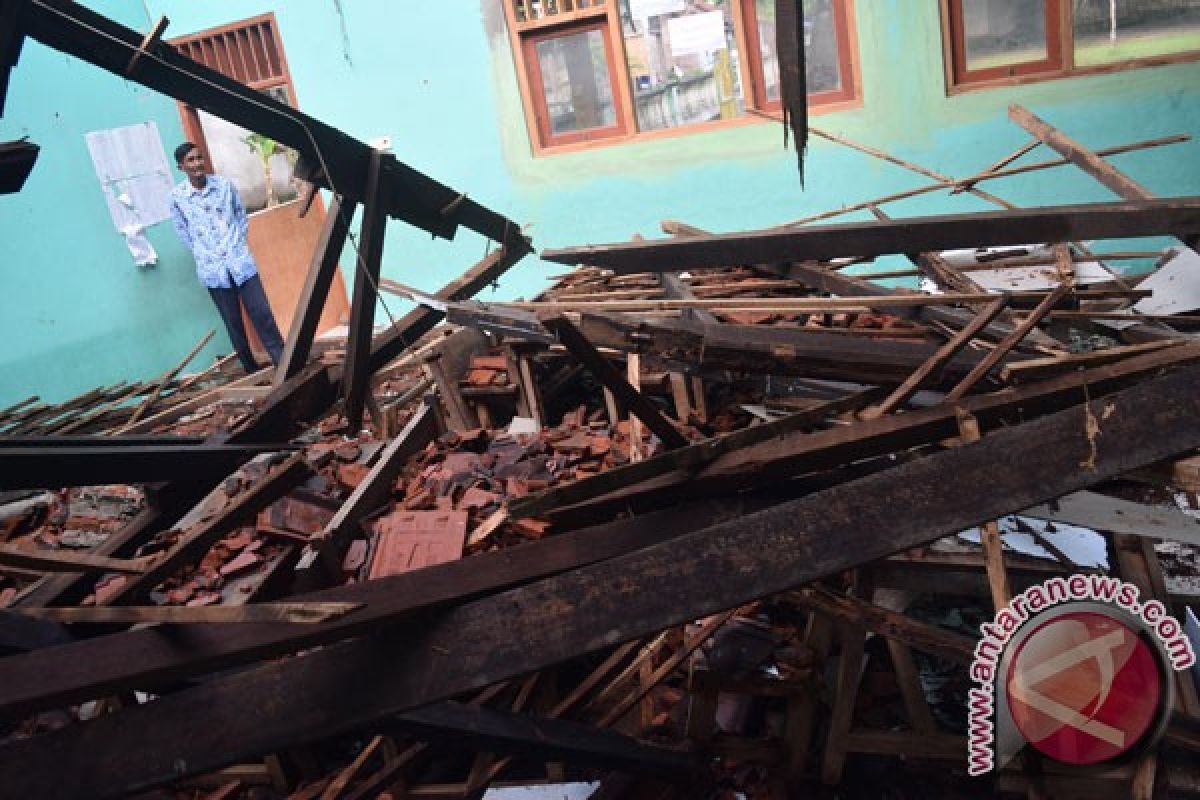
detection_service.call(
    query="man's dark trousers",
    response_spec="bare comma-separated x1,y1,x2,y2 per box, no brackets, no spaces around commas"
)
208,274,285,374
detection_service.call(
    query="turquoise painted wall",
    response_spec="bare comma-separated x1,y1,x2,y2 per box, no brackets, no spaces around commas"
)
5,1,1200,405
0,1,238,407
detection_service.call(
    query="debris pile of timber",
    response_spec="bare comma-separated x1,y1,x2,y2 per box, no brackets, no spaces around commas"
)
3,5,1200,793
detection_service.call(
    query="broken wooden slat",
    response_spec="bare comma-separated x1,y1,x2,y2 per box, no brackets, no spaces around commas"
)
861,295,1008,419
302,402,439,576
943,282,1072,402
5,363,1199,798
999,340,1185,383
20,602,361,625
1009,104,1155,202
0,545,151,575
123,13,168,75
542,198,1200,272
118,329,215,431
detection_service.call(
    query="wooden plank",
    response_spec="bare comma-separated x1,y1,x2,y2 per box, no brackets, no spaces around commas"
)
0,442,289,491
504,288,1147,313
5,363,1199,798
20,602,361,625
0,545,151,575
342,149,387,432
958,413,1013,609
999,340,1185,383
821,620,867,784
1008,105,1155,202
545,316,688,450
124,14,168,75
276,196,357,385
861,295,1008,418
542,198,1200,272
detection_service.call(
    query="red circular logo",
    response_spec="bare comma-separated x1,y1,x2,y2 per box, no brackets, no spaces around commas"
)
1005,611,1162,765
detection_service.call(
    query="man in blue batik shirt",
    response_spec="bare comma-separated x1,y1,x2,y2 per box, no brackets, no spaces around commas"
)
169,141,285,374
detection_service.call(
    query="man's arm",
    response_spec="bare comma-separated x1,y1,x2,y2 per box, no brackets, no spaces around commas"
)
168,197,193,251
230,180,249,240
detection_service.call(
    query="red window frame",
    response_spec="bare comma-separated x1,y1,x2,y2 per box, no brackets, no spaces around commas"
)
944,0,1064,86
520,19,629,148
739,0,859,112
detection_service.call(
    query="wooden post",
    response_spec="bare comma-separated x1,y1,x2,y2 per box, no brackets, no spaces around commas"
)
276,195,357,386
342,150,388,431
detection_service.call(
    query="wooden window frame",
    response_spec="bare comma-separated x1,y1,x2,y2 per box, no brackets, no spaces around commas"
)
941,0,1200,93
739,0,861,113
503,0,861,156
521,19,630,148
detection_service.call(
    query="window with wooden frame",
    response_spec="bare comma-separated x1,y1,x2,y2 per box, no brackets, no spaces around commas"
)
169,14,300,212
503,0,860,153
942,0,1200,91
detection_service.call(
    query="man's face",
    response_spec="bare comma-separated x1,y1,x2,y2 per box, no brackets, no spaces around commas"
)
179,148,206,179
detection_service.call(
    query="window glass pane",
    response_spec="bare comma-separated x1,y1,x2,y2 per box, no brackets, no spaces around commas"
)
619,0,744,131
1073,0,1200,66
961,0,1048,71
753,0,844,103
535,29,617,137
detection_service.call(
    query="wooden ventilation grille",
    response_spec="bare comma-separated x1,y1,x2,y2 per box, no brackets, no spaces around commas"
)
172,16,286,88
511,0,608,29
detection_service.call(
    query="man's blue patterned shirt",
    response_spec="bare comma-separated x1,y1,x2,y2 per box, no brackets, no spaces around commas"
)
168,175,259,289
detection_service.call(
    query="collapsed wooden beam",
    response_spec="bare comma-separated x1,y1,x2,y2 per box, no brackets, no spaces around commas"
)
542,198,1200,272
343,149,388,432
4,361,1198,798
0,442,292,491
17,602,361,625
9,0,523,243
275,195,357,385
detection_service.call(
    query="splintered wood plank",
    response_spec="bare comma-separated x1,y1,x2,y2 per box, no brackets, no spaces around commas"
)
957,412,1012,609
6,364,1200,798
0,545,151,575
366,510,467,580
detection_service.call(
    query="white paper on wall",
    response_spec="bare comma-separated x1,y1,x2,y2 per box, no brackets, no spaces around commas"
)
630,0,685,21
666,11,726,56
84,121,174,264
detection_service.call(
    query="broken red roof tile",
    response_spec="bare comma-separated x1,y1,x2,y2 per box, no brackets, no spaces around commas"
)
366,510,467,580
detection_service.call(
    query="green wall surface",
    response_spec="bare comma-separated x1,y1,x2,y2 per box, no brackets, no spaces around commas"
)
0,1,239,407
4,0,1200,406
